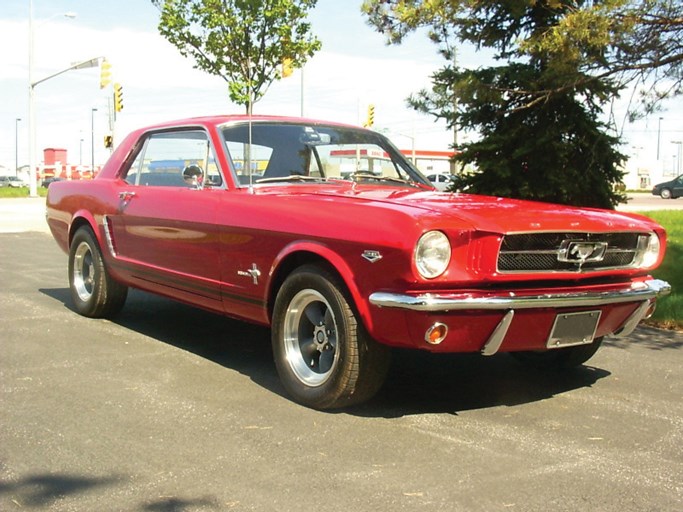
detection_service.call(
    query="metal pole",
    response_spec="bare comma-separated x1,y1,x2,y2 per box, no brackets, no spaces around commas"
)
657,117,663,160
91,108,98,172
28,0,37,196
27,8,78,196
15,118,21,177
300,67,304,117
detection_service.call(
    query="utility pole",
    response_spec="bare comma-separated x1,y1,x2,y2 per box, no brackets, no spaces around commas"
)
451,47,459,174
15,118,21,177
91,108,98,172
657,117,663,160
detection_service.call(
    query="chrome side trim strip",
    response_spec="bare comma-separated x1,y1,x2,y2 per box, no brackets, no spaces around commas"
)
369,279,671,312
102,215,117,257
481,310,515,356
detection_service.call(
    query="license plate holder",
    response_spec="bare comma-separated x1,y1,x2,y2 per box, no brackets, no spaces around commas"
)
547,310,601,349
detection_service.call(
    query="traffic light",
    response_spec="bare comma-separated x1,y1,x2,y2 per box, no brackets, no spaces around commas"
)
113,83,124,112
99,59,112,89
365,104,375,128
282,57,294,78
104,135,113,149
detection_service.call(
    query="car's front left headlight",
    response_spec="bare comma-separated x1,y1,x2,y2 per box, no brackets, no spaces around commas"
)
415,230,451,279
634,232,661,269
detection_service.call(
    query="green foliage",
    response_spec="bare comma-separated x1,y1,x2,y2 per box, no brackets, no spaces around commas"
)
363,0,641,208
152,0,321,112
0,187,46,198
639,210,683,329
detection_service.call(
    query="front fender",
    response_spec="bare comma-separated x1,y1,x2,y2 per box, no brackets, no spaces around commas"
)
267,240,375,330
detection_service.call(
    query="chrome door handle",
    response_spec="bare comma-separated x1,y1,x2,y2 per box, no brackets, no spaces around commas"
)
118,191,136,201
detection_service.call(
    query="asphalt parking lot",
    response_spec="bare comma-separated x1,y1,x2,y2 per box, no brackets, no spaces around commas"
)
1,198,682,511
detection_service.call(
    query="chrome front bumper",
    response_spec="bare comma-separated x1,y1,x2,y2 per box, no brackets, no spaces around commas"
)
369,279,671,355
369,279,671,312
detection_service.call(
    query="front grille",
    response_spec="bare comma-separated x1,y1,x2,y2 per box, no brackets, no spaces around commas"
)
498,232,643,272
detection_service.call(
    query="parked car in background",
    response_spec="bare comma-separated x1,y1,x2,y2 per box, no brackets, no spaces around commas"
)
426,172,453,191
652,175,683,199
42,177,64,188
46,115,671,409
0,176,29,188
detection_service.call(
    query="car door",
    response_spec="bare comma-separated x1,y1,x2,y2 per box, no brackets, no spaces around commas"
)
109,128,225,311
675,176,683,198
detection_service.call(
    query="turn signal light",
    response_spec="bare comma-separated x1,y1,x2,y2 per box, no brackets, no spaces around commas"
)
425,323,448,345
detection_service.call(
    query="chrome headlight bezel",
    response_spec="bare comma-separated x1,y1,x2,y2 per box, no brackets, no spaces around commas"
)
415,230,451,279
634,232,661,269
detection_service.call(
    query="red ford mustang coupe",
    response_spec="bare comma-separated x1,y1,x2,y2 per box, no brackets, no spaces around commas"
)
46,115,671,409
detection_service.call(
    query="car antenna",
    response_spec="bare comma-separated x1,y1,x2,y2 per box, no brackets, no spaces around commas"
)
247,58,254,194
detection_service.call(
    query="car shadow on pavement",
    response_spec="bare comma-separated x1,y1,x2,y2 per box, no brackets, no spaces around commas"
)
604,325,683,351
350,349,610,418
40,287,611,417
0,472,223,511
0,473,121,509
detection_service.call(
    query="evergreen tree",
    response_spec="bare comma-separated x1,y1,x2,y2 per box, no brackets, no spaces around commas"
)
363,0,683,208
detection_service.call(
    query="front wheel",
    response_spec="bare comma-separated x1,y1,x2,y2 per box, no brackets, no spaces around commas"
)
68,226,128,318
660,188,672,199
272,265,390,409
510,337,603,370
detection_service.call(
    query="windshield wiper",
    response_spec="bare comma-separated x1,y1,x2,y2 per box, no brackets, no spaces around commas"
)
347,172,419,187
254,175,326,184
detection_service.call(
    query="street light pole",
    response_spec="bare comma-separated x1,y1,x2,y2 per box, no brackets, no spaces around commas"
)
27,4,77,197
91,108,98,172
15,118,22,177
28,0,36,196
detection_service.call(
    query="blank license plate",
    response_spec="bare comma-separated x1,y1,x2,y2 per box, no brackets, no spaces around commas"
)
547,311,601,349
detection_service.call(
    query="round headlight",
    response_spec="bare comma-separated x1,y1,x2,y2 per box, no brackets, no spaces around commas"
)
636,232,661,269
415,231,451,279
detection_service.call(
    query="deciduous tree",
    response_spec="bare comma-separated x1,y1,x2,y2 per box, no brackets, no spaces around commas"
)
152,0,321,113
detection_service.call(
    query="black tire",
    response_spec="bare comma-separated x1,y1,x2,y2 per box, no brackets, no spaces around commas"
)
272,265,390,409
68,226,128,318
510,337,603,370
660,188,672,199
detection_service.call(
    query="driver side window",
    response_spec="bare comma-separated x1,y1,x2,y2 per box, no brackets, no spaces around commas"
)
124,129,223,188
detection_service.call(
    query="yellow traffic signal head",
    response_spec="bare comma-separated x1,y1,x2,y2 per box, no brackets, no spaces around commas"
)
100,59,112,89
365,104,375,128
113,83,124,112
282,57,294,78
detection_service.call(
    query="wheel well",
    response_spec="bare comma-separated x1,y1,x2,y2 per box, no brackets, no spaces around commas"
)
68,217,95,247
268,251,347,321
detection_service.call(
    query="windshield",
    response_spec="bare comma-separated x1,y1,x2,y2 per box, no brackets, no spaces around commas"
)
220,122,431,188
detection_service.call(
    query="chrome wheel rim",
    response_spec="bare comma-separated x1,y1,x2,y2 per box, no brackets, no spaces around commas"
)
73,241,95,302
283,289,339,386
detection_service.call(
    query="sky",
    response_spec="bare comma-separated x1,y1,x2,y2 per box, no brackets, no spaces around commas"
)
1,0,682,181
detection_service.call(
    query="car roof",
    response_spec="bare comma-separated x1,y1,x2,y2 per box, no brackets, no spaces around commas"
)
138,114,361,132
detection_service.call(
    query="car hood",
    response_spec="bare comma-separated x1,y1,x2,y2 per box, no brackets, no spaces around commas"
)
258,184,659,234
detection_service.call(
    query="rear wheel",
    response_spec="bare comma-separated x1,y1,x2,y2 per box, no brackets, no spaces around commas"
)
272,265,390,409
69,226,128,318
510,337,603,370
